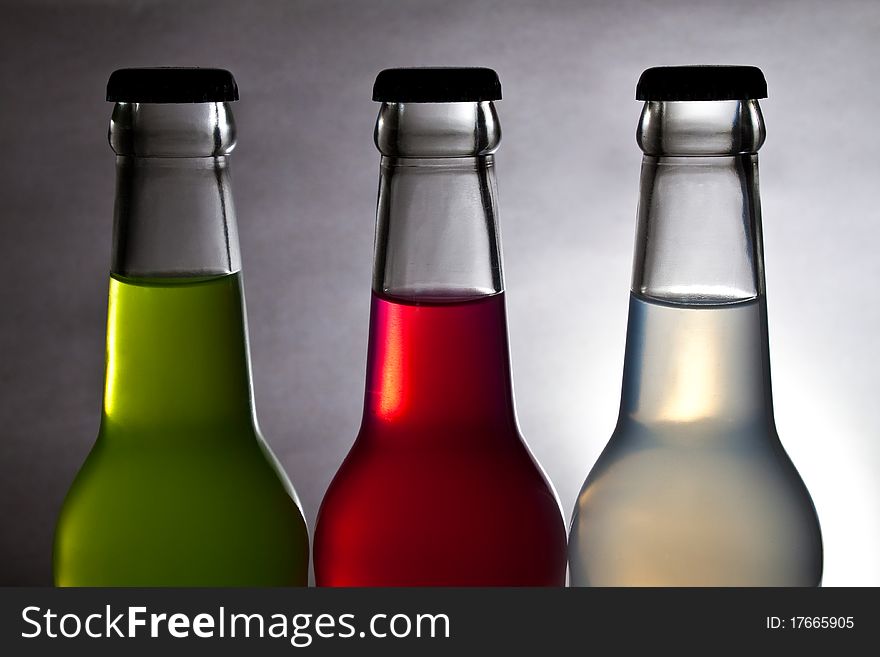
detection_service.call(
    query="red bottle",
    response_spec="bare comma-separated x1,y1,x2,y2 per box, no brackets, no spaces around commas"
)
314,68,567,586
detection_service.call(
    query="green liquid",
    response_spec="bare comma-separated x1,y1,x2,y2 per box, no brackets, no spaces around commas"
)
54,273,309,586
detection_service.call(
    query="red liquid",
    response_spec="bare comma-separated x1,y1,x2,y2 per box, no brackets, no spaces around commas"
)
314,291,567,586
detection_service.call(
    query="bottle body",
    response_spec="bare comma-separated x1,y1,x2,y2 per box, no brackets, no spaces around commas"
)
314,90,566,586
569,293,822,586
317,291,565,585
55,274,309,585
569,92,822,586
54,82,308,586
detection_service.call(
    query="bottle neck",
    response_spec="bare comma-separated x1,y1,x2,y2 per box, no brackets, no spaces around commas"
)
372,101,503,299
110,102,240,278
373,154,503,299
102,102,254,434
112,156,240,278
632,100,766,303
363,102,516,432
620,99,774,429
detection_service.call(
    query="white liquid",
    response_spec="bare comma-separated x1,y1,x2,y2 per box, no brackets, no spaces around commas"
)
569,293,822,586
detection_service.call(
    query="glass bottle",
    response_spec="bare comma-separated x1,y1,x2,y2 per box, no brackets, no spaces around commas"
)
314,68,567,586
569,66,823,586
53,68,309,586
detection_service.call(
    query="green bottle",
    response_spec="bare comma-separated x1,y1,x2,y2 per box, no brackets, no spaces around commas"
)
53,68,309,586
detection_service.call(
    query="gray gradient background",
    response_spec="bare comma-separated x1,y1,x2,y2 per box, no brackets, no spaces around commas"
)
1,0,877,586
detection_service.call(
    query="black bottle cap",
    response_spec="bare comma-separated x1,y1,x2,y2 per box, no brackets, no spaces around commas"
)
636,66,767,101
372,67,502,102
106,67,239,103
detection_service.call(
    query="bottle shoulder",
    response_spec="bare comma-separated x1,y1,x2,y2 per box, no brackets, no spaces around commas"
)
569,420,822,586
54,431,309,586
57,427,304,524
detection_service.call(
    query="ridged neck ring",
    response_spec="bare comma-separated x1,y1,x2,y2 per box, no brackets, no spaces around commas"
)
637,100,765,156
374,102,500,158
110,102,237,157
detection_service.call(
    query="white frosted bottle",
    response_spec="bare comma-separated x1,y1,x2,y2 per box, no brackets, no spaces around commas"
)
569,66,823,586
